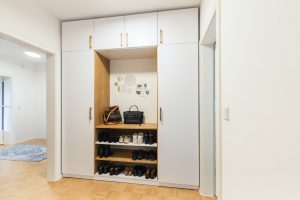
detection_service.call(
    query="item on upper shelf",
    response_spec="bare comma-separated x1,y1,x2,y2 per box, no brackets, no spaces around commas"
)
132,150,138,160
137,132,144,144
132,133,138,144
148,132,156,145
98,132,109,142
123,105,144,124
103,105,122,124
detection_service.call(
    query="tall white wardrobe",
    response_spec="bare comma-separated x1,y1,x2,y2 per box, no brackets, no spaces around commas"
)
62,8,199,189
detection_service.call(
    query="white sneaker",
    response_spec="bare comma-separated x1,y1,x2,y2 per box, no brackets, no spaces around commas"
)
124,135,131,144
137,132,144,144
132,133,138,144
119,135,124,143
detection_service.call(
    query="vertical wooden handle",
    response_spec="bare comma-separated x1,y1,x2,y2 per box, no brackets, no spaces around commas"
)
120,33,123,47
89,35,93,49
126,32,128,47
160,29,163,44
89,107,92,121
160,107,163,122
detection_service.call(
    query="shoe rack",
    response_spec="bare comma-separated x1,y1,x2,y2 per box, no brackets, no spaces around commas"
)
94,51,158,185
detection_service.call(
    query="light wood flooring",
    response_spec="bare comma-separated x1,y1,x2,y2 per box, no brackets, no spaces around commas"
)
0,139,215,200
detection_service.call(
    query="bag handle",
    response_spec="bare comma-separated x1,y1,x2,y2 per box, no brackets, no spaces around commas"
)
129,105,139,111
104,106,119,123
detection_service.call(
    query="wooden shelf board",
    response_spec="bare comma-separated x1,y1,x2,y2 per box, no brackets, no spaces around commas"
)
95,141,157,147
95,150,157,164
95,123,157,130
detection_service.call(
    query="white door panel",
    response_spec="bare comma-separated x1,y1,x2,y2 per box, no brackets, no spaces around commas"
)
125,12,157,47
62,20,93,51
62,51,94,176
94,16,125,50
158,8,198,45
158,43,199,186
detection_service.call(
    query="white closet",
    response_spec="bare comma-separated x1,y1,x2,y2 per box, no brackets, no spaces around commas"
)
62,7,199,188
158,43,199,187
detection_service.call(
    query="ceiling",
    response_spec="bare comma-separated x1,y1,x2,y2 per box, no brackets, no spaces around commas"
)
0,37,46,66
33,0,201,21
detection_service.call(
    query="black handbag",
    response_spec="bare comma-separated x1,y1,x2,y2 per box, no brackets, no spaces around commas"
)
123,105,144,124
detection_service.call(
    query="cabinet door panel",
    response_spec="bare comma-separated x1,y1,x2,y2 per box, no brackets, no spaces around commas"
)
158,43,199,186
125,12,157,47
94,16,124,50
62,20,93,51
158,8,198,45
62,51,94,176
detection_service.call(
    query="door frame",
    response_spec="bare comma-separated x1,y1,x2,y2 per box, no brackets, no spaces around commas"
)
0,32,62,181
199,10,222,198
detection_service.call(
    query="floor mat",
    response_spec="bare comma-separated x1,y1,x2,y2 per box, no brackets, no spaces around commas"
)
0,144,46,162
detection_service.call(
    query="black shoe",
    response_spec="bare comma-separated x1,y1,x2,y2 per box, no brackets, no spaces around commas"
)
109,166,115,176
148,132,155,145
103,164,110,174
144,151,150,160
150,168,157,179
104,146,113,157
137,150,144,160
133,166,138,176
137,165,146,177
99,132,109,142
114,165,125,175
144,132,149,144
149,150,157,161
98,146,105,158
132,150,138,160
98,165,104,175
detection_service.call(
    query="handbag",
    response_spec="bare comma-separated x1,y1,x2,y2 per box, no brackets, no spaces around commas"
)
103,105,122,124
123,105,144,124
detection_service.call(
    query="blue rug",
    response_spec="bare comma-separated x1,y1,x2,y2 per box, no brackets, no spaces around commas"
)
0,144,47,162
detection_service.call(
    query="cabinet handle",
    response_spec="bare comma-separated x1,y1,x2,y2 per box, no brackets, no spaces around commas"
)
126,32,128,47
160,107,163,122
160,29,163,44
89,107,92,121
89,35,93,49
120,33,123,47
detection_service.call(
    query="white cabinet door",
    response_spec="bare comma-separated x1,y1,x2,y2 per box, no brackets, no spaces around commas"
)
62,51,94,176
62,20,93,51
94,16,124,50
125,12,157,47
158,43,199,187
158,8,198,45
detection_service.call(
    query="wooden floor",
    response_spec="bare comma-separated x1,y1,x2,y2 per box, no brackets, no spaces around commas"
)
0,139,215,200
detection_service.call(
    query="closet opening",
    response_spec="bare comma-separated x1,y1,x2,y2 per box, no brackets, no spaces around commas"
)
94,47,158,184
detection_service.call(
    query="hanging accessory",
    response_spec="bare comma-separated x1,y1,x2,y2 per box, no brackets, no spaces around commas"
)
103,105,122,124
123,105,144,124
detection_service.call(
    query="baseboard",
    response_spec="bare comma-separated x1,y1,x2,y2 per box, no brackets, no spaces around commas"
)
47,173,62,181
62,174,95,180
159,182,199,190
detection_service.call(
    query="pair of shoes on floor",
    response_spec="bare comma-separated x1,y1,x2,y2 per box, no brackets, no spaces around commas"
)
132,150,157,161
132,165,146,177
109,165,125,176
98,163,111,175
132,132,144,144
98,145,113,158
144,132,156,145
119,135,132,143
124,166,134,176
145,167,157,179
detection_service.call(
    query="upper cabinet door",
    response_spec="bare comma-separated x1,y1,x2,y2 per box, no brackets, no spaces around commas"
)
158,8,198,45
125,13,157,47
94,16,125,50
62,20,93,51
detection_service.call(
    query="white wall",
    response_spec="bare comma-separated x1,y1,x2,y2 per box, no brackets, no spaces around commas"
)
199,0,217,41
110,58,157,123
0,56,46,144
221,0,300,199
0,0,61,181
